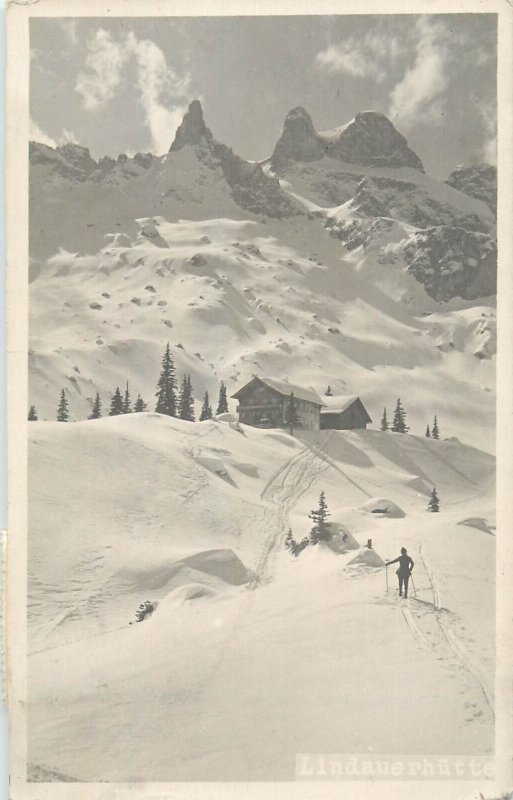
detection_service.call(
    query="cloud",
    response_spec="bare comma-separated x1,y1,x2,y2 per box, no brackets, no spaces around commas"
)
126,33,190,154
29,118,57,147
75,29,190,153
60,129,79,145
316,31,404,82
388,17,450,130
75,28,128,111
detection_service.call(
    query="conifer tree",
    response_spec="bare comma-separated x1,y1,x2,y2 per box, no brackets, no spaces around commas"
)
432,415,440,440
309,491,331,544
284,392,301,435
216,381,229,415
425,424,431,438
134,394,147,412
56,389,69,422
391,398,408,433
122,382,131,414
285,529,309,557
28,405,38,421
89,393,102,420
380,407,388,431
428,487,440,512
109,387,124,416
199,391,213,421
179,374,195,421
285,529,296,554
155,343,177,416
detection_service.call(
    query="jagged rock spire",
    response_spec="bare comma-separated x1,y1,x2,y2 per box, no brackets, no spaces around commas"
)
169,100,213,152
271,107,326,168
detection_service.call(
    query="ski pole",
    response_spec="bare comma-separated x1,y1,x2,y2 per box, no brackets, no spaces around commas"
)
410,573,417,597
385,563,388,592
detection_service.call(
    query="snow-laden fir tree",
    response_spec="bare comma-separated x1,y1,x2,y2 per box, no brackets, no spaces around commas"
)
425,424,431,438
109,387,124,416
284,392,301,435
199,391,213,421
89,392,102,419
155,343,177,416
28,405,38,421
56,389,69,422
179,374,195,421
134,394,147,412
285,529,309,557
380,407,388,431
309,491,331,544
122,383,131,414
428,487,440,512
432,415,440,440
391,398,408,433
216,381,229,415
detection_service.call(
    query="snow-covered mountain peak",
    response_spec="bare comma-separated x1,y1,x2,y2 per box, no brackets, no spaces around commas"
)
169,99,214,152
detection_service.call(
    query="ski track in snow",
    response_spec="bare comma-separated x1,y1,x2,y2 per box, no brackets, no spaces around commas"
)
385,542,495,723
250,445,330,588
418,545,495,720
301,433,374,499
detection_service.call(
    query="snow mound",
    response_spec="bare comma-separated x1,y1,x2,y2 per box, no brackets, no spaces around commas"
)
161,583,216,606
347,548,386,568
324,523,360,553
359,497,405,518
215,412,238,424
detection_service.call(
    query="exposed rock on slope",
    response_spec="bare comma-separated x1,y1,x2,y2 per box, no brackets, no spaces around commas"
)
271,108,424,171
446,163,497,215
381,226,497,302
347,175,488,232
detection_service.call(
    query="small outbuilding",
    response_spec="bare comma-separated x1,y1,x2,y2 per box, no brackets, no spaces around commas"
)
320,395,372,430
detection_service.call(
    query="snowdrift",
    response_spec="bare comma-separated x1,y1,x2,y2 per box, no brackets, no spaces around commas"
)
360,497,405,518
347,547,386,568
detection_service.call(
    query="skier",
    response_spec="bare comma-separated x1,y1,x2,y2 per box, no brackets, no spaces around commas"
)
385,548,414,598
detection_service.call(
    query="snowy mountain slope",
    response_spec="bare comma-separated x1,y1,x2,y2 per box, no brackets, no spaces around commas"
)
29,215,495,451
28,413,495,780
265,108,496,304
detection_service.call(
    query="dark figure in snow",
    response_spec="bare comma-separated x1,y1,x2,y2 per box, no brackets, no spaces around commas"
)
386,548,414,598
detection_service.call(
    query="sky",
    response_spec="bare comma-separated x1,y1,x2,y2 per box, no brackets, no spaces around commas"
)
29,15,497,179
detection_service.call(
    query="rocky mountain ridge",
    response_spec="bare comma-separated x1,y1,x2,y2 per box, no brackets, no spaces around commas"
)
30,100,497,304
270,107,424,172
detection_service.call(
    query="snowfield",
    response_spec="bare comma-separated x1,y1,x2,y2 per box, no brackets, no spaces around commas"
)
29,215,495,452
28,413,495,781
